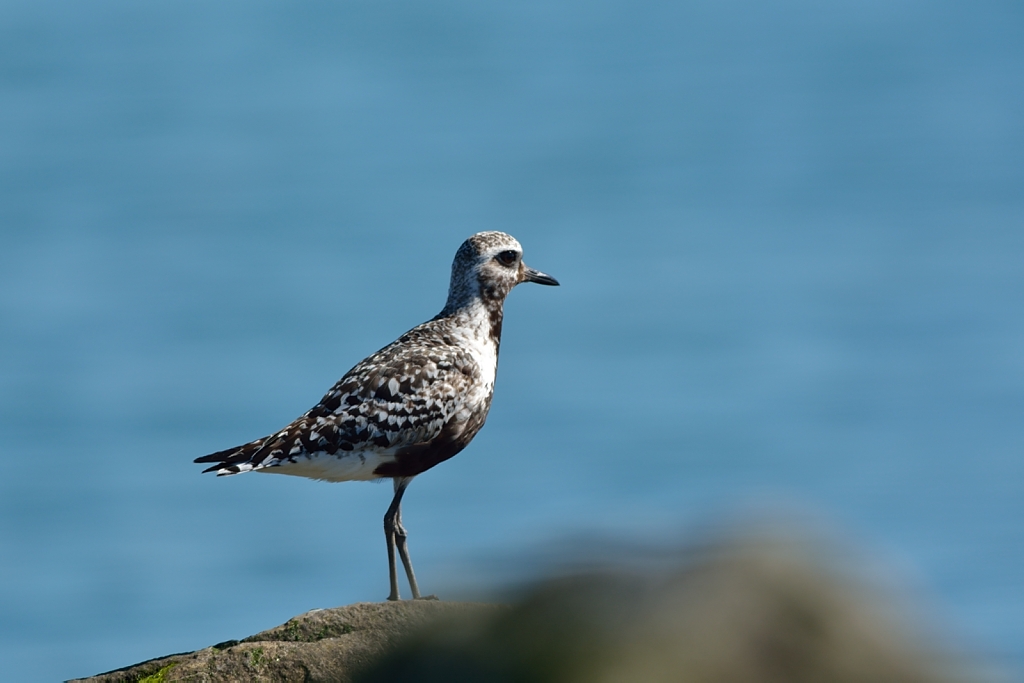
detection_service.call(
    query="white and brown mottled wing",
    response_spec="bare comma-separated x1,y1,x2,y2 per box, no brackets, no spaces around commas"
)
194,323,489,481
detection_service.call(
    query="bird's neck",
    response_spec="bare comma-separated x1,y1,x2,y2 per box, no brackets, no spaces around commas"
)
438,295,504,351
440,273,510,349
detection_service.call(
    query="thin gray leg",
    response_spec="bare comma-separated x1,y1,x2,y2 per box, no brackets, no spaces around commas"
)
392,497,422,599
384,477,420,600
385,519,399,601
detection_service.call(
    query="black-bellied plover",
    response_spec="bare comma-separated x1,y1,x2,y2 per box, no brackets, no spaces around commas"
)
195,232,558,600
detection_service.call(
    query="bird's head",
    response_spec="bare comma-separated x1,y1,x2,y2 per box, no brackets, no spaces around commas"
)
445,231,559,312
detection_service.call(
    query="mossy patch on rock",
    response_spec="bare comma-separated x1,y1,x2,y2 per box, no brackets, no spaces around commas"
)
135,662,176,683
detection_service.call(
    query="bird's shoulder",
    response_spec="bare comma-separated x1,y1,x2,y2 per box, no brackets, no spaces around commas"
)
324,319,483,411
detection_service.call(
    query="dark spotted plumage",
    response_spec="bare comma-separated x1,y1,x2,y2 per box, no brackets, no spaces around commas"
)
194,231,558,600
199,326,488,479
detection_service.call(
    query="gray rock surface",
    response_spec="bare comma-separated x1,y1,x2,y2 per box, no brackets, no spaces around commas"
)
72,601,498,683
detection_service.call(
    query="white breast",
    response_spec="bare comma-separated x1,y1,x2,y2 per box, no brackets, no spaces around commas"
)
449,302,499,408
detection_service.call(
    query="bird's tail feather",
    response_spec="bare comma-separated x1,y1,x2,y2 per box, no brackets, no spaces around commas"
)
194,438,267,475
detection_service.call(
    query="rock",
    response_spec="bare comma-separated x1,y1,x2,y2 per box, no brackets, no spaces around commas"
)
355,539,990,683
73,536,999,683
72,601,499,683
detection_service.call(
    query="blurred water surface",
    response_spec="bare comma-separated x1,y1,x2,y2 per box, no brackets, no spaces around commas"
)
1,1,1022,680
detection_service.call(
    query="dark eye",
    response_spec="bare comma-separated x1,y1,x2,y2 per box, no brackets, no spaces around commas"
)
495,250,518,267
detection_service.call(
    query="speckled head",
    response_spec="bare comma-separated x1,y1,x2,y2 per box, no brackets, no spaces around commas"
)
443,231,559,314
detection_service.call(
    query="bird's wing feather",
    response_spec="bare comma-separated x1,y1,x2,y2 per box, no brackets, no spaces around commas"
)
195,326,481,475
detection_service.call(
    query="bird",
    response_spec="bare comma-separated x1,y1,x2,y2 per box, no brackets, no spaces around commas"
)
195,231,559,601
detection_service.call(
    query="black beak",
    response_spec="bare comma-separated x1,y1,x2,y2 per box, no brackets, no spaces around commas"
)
522,264,560,286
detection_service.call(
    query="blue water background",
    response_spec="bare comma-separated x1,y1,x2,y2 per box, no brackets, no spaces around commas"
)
1,1,1022,679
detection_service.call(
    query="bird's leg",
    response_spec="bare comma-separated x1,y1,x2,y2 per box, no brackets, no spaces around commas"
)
384,477,420,600
383,478,405,601
383,477,433,600
385,524,400,602
392,498,423,600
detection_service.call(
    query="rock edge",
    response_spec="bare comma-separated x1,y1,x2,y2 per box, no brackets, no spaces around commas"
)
71,600,497,683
